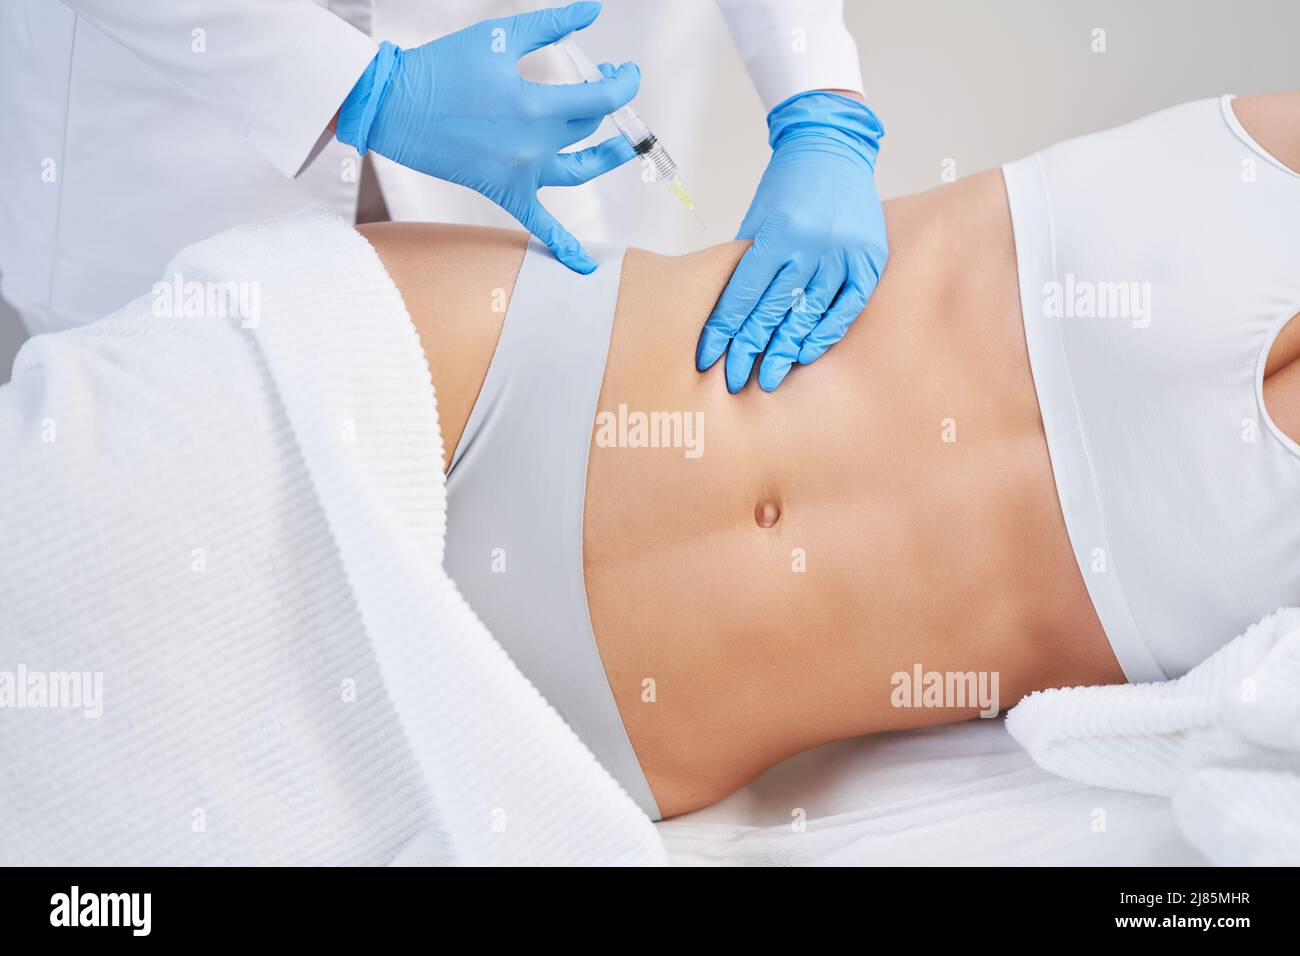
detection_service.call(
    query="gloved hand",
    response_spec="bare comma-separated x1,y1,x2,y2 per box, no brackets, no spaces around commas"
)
336,1,639,274
696,91,887,392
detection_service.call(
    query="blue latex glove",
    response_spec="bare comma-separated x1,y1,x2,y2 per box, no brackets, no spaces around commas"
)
336,1,639,274
696,91,887,392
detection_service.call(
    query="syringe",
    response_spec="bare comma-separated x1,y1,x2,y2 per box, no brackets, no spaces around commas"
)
557,37,704,227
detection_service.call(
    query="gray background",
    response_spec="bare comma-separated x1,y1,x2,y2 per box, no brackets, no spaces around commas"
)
3,0,1297,383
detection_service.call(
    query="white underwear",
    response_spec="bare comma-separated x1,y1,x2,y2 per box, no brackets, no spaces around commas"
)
442,240,661,819
1003,95,1300,681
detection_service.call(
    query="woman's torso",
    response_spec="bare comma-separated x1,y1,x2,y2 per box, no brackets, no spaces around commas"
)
368,95,1300,818
364,171,1124,818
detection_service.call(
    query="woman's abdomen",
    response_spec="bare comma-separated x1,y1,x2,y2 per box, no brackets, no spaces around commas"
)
584,172,1123,816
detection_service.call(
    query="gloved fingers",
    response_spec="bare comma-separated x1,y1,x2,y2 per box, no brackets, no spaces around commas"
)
512,198,598,274
757,265,844,391
560,62,617,135
509,1,601,58
796,271,875,365
725,261,812,394
562,113,605,144
696,236,780,373
536,62,640,120
543,135,636,187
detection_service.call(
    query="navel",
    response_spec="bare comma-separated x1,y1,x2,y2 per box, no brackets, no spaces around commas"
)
754,499,781,529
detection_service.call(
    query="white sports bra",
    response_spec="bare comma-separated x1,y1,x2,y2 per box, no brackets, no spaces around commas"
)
1003,95,1300,682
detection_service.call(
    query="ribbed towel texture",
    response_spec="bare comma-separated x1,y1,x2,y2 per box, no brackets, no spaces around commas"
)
0,207,665,866
1007,607,1300,865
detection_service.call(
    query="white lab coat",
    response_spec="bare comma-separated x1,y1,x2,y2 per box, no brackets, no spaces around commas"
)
0,0,863,333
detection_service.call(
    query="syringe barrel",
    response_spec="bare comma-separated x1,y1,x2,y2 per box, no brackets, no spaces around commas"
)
557,37,653,149
610,105,652,148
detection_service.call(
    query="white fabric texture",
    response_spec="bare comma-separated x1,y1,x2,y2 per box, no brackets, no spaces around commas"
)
714,0,863,110
660,718,1201,866
0,1,378,333
53,0,378,179
0,206,664,866
1006,607,1300,866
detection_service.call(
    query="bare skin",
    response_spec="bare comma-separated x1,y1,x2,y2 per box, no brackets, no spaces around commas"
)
360,92,1300,817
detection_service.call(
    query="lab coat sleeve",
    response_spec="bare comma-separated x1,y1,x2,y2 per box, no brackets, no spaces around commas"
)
57,0,378,178
715,0,865,112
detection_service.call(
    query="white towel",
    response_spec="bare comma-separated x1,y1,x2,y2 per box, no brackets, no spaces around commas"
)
0,207,665,866
1006,607,1300,865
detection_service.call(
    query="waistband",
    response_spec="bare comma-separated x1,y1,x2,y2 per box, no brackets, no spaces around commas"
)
443,240,661,818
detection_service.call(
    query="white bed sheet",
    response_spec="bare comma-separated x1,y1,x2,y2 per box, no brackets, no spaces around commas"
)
658,717,1207,866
